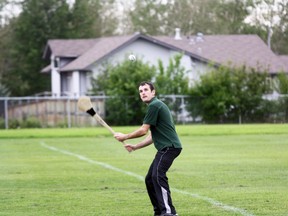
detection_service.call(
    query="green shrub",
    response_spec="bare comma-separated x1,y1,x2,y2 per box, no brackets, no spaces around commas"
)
188,65,270,123
20,118,42,128
91,58,155,125
9,119,21,129
0,118,5,129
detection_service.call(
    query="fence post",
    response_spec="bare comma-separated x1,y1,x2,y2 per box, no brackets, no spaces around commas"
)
4,98,8,129
67,98,71,128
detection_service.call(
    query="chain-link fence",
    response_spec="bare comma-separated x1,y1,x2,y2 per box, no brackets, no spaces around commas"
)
0,96,107,129
0,95,287,129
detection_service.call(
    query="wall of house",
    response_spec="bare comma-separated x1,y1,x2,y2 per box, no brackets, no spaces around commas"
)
80,71,92,95
119,39,175,66
53,38,213,96
51,54,60,97
51,56,79,97
60,72,72,95
85,38,211,93
189,58,213,86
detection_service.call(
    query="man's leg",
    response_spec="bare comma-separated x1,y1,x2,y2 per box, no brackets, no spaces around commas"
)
152,147,181,215
145,159,161,215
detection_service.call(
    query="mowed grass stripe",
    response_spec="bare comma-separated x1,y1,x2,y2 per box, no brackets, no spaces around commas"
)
40,142,145,181
0,124,288,139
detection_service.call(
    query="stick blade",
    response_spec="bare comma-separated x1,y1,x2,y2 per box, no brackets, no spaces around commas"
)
77,96,93,112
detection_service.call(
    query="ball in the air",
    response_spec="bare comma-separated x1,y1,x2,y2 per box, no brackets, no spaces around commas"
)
128,54,136,62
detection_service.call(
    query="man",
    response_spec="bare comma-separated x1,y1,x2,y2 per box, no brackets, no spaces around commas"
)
114,81,182,216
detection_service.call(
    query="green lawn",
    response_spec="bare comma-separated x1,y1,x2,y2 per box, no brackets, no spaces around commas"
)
0,124,287,216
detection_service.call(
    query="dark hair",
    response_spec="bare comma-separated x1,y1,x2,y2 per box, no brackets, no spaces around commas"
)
139,81,155,92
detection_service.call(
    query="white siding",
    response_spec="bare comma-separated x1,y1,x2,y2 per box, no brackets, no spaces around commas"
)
71,71,80,97
86,39,209,90
62,38,215,96
80,71,92,95
51,55,61,97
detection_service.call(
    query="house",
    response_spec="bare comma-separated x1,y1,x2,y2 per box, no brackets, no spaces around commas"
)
41,29,288,97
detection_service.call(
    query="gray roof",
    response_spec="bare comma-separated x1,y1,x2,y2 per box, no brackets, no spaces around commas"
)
279,56,288,72
61,35,137,71
42,34,138,72
41,33,287,74
155,34,286,73
43,38,99,58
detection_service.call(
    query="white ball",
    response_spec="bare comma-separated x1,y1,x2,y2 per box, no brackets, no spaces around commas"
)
128,54,136,61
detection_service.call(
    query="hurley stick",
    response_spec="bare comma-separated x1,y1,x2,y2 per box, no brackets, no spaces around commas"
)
77,96,116,135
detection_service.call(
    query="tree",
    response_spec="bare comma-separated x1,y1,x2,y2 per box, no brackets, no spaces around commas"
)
0,1,18,90
245,0,288,54
0,82,9,96
155,54,189,95
1,0,72,96
213,0,251,34
128,0,253,37
69,0,102,38
155,54,190,122
188,66,234,123
68,0,121,37
0,17,13,93
276,72,288,121
271,0,288,54
1,0,107,96
98,0,121,36
129,0,171,35
188,65,270,123
91,58,156,125
167,0,221,35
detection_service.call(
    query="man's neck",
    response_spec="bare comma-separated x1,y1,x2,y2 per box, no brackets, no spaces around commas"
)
146,96,156,104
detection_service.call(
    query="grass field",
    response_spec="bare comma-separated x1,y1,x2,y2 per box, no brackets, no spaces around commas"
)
0,124,288,216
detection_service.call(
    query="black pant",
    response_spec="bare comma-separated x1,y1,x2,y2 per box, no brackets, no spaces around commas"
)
145,147,182,215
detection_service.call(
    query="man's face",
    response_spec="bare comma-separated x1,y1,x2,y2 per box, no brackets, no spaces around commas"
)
139,84,155,103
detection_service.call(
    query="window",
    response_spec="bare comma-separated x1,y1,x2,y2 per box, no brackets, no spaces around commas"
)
54,57,60,68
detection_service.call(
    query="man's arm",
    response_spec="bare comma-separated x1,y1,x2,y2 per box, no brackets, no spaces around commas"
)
114,124,150,142
124,133,153,152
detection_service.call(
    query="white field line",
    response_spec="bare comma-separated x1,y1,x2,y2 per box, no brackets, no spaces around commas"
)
40,142,254,216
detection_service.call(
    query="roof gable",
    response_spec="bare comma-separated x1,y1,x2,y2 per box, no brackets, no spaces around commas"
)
43,38,99,59
61,34,139,71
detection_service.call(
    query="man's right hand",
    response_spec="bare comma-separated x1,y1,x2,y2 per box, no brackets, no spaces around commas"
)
124,144,136,152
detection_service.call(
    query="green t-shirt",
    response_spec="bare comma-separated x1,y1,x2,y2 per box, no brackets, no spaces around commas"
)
143,97,182,151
